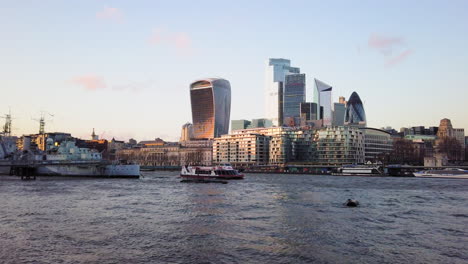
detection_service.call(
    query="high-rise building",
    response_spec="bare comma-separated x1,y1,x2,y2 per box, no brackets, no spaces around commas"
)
300,102,318,122
190,78,231,139
283,73,306,126
332,103,346,126
344,92,366,127
313,79,333,126
265,58,300,126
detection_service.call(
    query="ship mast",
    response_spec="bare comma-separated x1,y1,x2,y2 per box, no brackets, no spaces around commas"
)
32,111,54,135
1,109,12,136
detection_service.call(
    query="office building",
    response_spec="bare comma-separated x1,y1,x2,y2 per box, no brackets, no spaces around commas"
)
283,73,306,126
313,79,333,126
344,92,366,127
332,102,346,126
190,78,231,139
265,58,300,126
360,127,393,162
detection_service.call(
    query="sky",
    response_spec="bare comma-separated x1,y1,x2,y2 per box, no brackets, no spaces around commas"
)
1,0,467,141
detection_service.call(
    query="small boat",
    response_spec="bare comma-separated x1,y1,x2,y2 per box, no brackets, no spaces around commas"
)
332,165,383,176
181,164,244,180
413,168,468,179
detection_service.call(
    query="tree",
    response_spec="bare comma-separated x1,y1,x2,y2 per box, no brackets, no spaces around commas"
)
436,137,463,161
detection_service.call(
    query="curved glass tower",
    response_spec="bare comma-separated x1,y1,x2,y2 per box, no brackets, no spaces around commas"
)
344,92,366,127
190,78,231,139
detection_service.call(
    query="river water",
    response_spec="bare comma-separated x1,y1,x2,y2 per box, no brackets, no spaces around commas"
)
0,172,467,264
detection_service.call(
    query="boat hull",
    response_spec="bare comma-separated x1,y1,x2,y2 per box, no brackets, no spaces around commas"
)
413,173,468,179
180,174,244,180
36,164,140,178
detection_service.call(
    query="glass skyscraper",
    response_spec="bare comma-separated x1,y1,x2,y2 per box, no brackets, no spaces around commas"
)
313,79,333,126
344,92,366,127
190,78,231,139
265,58,300,126
283,73,306,126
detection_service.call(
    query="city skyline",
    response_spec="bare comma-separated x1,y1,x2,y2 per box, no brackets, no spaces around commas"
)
1,1,468,141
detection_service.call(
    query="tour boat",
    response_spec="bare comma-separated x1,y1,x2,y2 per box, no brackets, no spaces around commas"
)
413,168,468,179
332,165,383,176
180,164,244,180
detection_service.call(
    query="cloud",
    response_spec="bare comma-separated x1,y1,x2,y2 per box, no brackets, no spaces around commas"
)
96,7,124,22
70,75,152,93
385,49,414,67
148,28,193,56
368,33,413,66
368,34,403,51
70,75,107,91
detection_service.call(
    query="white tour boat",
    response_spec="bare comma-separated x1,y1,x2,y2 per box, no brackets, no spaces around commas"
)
181,164,244,180
413,168,468,179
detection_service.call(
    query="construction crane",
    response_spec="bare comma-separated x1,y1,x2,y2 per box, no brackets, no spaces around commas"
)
32,111,54,135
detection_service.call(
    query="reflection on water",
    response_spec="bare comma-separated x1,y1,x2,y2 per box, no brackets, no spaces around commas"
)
0,172,467,263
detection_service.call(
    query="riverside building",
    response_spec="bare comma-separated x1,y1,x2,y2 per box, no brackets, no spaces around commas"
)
315,126,365,165
360,127,393,162
212,133,270,166
215,127,316,166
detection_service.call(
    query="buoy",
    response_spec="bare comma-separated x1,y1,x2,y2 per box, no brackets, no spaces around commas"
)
345,199,359,207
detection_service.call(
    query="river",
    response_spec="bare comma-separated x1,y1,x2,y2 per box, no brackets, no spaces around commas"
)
1,172,467,263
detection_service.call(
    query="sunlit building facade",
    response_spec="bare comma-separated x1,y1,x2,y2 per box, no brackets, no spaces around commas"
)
313,79,333,126
190,78,231,139
344,92,366,127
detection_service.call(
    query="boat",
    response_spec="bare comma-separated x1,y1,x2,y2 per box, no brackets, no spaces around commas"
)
413,168,468,179
2,140,140,178
332,165,383,176
181,164,244,180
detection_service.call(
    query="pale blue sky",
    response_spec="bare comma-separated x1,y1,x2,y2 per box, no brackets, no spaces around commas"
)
1,0,467,141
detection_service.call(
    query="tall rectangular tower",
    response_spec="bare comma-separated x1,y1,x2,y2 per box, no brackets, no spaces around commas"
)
265,58,300,126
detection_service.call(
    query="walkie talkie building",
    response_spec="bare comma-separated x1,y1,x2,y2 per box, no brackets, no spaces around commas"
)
190,78,231,139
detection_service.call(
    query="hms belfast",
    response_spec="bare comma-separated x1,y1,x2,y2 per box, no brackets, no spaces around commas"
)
0,114,139,178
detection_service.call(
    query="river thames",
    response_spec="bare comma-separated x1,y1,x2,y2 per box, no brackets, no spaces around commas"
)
0,172,467,264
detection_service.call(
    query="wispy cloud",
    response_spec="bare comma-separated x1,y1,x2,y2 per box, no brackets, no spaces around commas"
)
96,7,124,23
148,28,194,56
368,33,413,66
385,49,414,67
70,75,107,91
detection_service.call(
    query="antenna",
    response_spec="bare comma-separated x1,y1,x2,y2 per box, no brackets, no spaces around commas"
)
32,111,54,135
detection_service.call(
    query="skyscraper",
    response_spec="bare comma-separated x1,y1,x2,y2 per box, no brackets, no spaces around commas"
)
265,58,300,126
283,73,306,126
190,78,231,139
332,102,346,126
313,79,333,126
344,92,366,127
